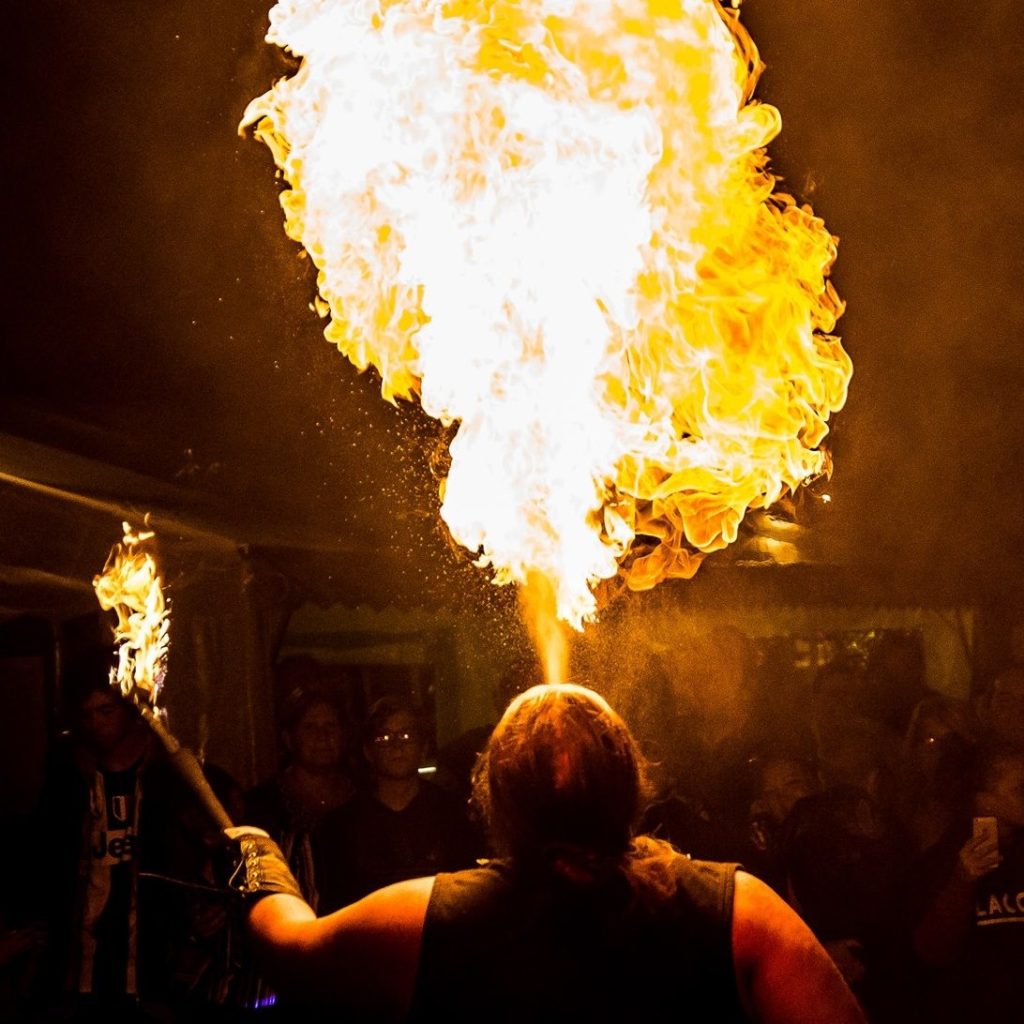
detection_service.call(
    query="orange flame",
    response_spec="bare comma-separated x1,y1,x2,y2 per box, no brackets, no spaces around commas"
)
93,523,169,707
244,0,851,630
519,573,570,683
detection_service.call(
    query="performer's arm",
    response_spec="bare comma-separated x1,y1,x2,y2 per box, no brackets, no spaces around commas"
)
732,870,866,1024
230,828,432,1020
248,879,432,1020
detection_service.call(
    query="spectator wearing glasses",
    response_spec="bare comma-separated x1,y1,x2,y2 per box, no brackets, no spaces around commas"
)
317,696,479,911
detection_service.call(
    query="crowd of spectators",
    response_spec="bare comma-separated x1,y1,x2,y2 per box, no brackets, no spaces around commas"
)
1,635,1021,1022
632,637,1024,1023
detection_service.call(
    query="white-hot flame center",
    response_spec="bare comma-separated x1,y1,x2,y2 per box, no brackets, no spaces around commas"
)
244,0,851,629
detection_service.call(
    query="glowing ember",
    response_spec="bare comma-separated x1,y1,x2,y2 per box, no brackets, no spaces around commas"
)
244,0,852,629
93,523,170,707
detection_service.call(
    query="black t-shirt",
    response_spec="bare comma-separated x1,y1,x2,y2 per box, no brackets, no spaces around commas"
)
409,853,744,1023
902,826,1024,1023
317,782,479,910
958,830,1024,1021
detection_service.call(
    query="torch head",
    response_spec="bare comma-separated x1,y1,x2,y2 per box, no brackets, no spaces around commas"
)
93,523,170,715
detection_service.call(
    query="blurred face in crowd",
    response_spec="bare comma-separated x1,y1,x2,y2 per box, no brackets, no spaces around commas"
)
810,667,864,746
366,710,424,782
986,669,1024,747
759,758,821,826
79,689,137,755
288,700,344,775
980,755,1024,831
909,714,961,773
911,715,954,750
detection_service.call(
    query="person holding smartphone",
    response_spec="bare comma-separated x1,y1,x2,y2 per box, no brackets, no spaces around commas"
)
910,747,1024,1021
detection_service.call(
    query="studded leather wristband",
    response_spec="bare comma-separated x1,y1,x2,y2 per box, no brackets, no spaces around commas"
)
225,827,305,901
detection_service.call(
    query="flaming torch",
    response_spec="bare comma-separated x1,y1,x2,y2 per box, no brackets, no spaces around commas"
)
243,0,852,677
93,523,233,830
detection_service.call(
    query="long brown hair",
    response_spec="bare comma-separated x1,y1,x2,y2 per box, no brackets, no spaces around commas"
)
472,683,657,880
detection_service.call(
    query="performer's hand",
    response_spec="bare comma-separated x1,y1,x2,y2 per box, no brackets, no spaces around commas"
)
224,826,304,901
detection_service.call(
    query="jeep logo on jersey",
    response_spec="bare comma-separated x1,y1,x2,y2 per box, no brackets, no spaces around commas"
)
92,828,137,864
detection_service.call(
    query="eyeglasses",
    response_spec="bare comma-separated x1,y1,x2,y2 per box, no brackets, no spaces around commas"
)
371,731,419,747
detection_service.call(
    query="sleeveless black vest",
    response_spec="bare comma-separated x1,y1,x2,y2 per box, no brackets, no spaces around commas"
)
409,853,746,1022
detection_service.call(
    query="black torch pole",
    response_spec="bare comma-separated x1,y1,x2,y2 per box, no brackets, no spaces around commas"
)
138,705,235,832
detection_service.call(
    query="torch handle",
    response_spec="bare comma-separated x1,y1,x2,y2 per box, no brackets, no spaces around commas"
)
140,706,235,832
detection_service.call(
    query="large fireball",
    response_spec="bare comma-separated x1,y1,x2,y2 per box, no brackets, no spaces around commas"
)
244,0,851,628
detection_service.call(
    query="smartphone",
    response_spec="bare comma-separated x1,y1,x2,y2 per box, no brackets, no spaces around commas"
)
973,815,999,850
